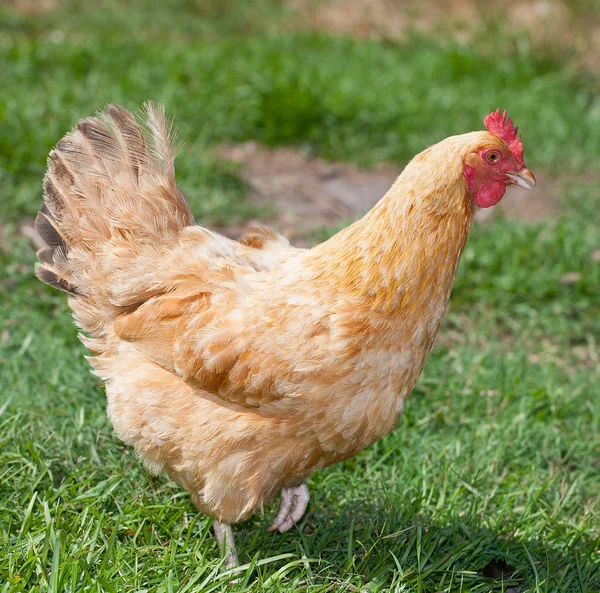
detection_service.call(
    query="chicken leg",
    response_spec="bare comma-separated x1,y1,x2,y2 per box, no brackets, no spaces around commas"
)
213,519,239,569
268,482,310,533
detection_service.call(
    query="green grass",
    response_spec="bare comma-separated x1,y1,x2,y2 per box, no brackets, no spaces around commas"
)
1,1,599,592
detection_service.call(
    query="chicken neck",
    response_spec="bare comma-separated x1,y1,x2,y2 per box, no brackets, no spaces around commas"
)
309,145,476,318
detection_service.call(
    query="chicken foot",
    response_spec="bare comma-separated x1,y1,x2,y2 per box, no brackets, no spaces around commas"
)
268,482,310,533
213,519,239,569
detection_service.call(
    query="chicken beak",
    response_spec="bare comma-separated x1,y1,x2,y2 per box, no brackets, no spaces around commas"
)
506,168,536,191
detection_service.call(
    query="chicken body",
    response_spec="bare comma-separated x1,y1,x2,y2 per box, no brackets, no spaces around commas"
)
35,105,533,565
102,198,468,524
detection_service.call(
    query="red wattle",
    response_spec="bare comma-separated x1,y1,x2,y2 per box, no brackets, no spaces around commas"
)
475,182,506,208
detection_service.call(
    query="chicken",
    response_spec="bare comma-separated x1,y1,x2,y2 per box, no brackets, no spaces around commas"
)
35,105,535,567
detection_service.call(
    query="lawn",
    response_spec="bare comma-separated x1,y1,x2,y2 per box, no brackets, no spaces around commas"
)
0,1,599,591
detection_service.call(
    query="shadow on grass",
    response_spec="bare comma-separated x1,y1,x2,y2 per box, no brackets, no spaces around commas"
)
232,492,599,591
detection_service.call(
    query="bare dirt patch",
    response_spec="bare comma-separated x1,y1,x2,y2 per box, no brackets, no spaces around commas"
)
216,142,560,243
216,142,399,243
291,0,476,40
8,0,57,15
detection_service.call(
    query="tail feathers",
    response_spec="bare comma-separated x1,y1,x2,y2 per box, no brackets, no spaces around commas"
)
36,263,78,294
35,204,67,248
35,102,194,301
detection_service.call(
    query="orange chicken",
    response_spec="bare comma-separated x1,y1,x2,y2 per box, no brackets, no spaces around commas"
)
35,105,535,567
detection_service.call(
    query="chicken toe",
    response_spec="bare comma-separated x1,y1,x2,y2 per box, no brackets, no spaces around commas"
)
268,482,310,533
213,519,239,568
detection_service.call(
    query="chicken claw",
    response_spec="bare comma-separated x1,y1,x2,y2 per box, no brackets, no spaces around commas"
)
213,519,239,568
268,482,310,533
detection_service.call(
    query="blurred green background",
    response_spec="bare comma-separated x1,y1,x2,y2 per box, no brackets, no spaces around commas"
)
1,1,599,592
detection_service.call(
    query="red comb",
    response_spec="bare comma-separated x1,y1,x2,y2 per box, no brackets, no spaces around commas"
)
484,109,524,165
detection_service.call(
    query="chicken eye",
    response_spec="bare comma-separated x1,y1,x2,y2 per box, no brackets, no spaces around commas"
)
486,151,500,164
